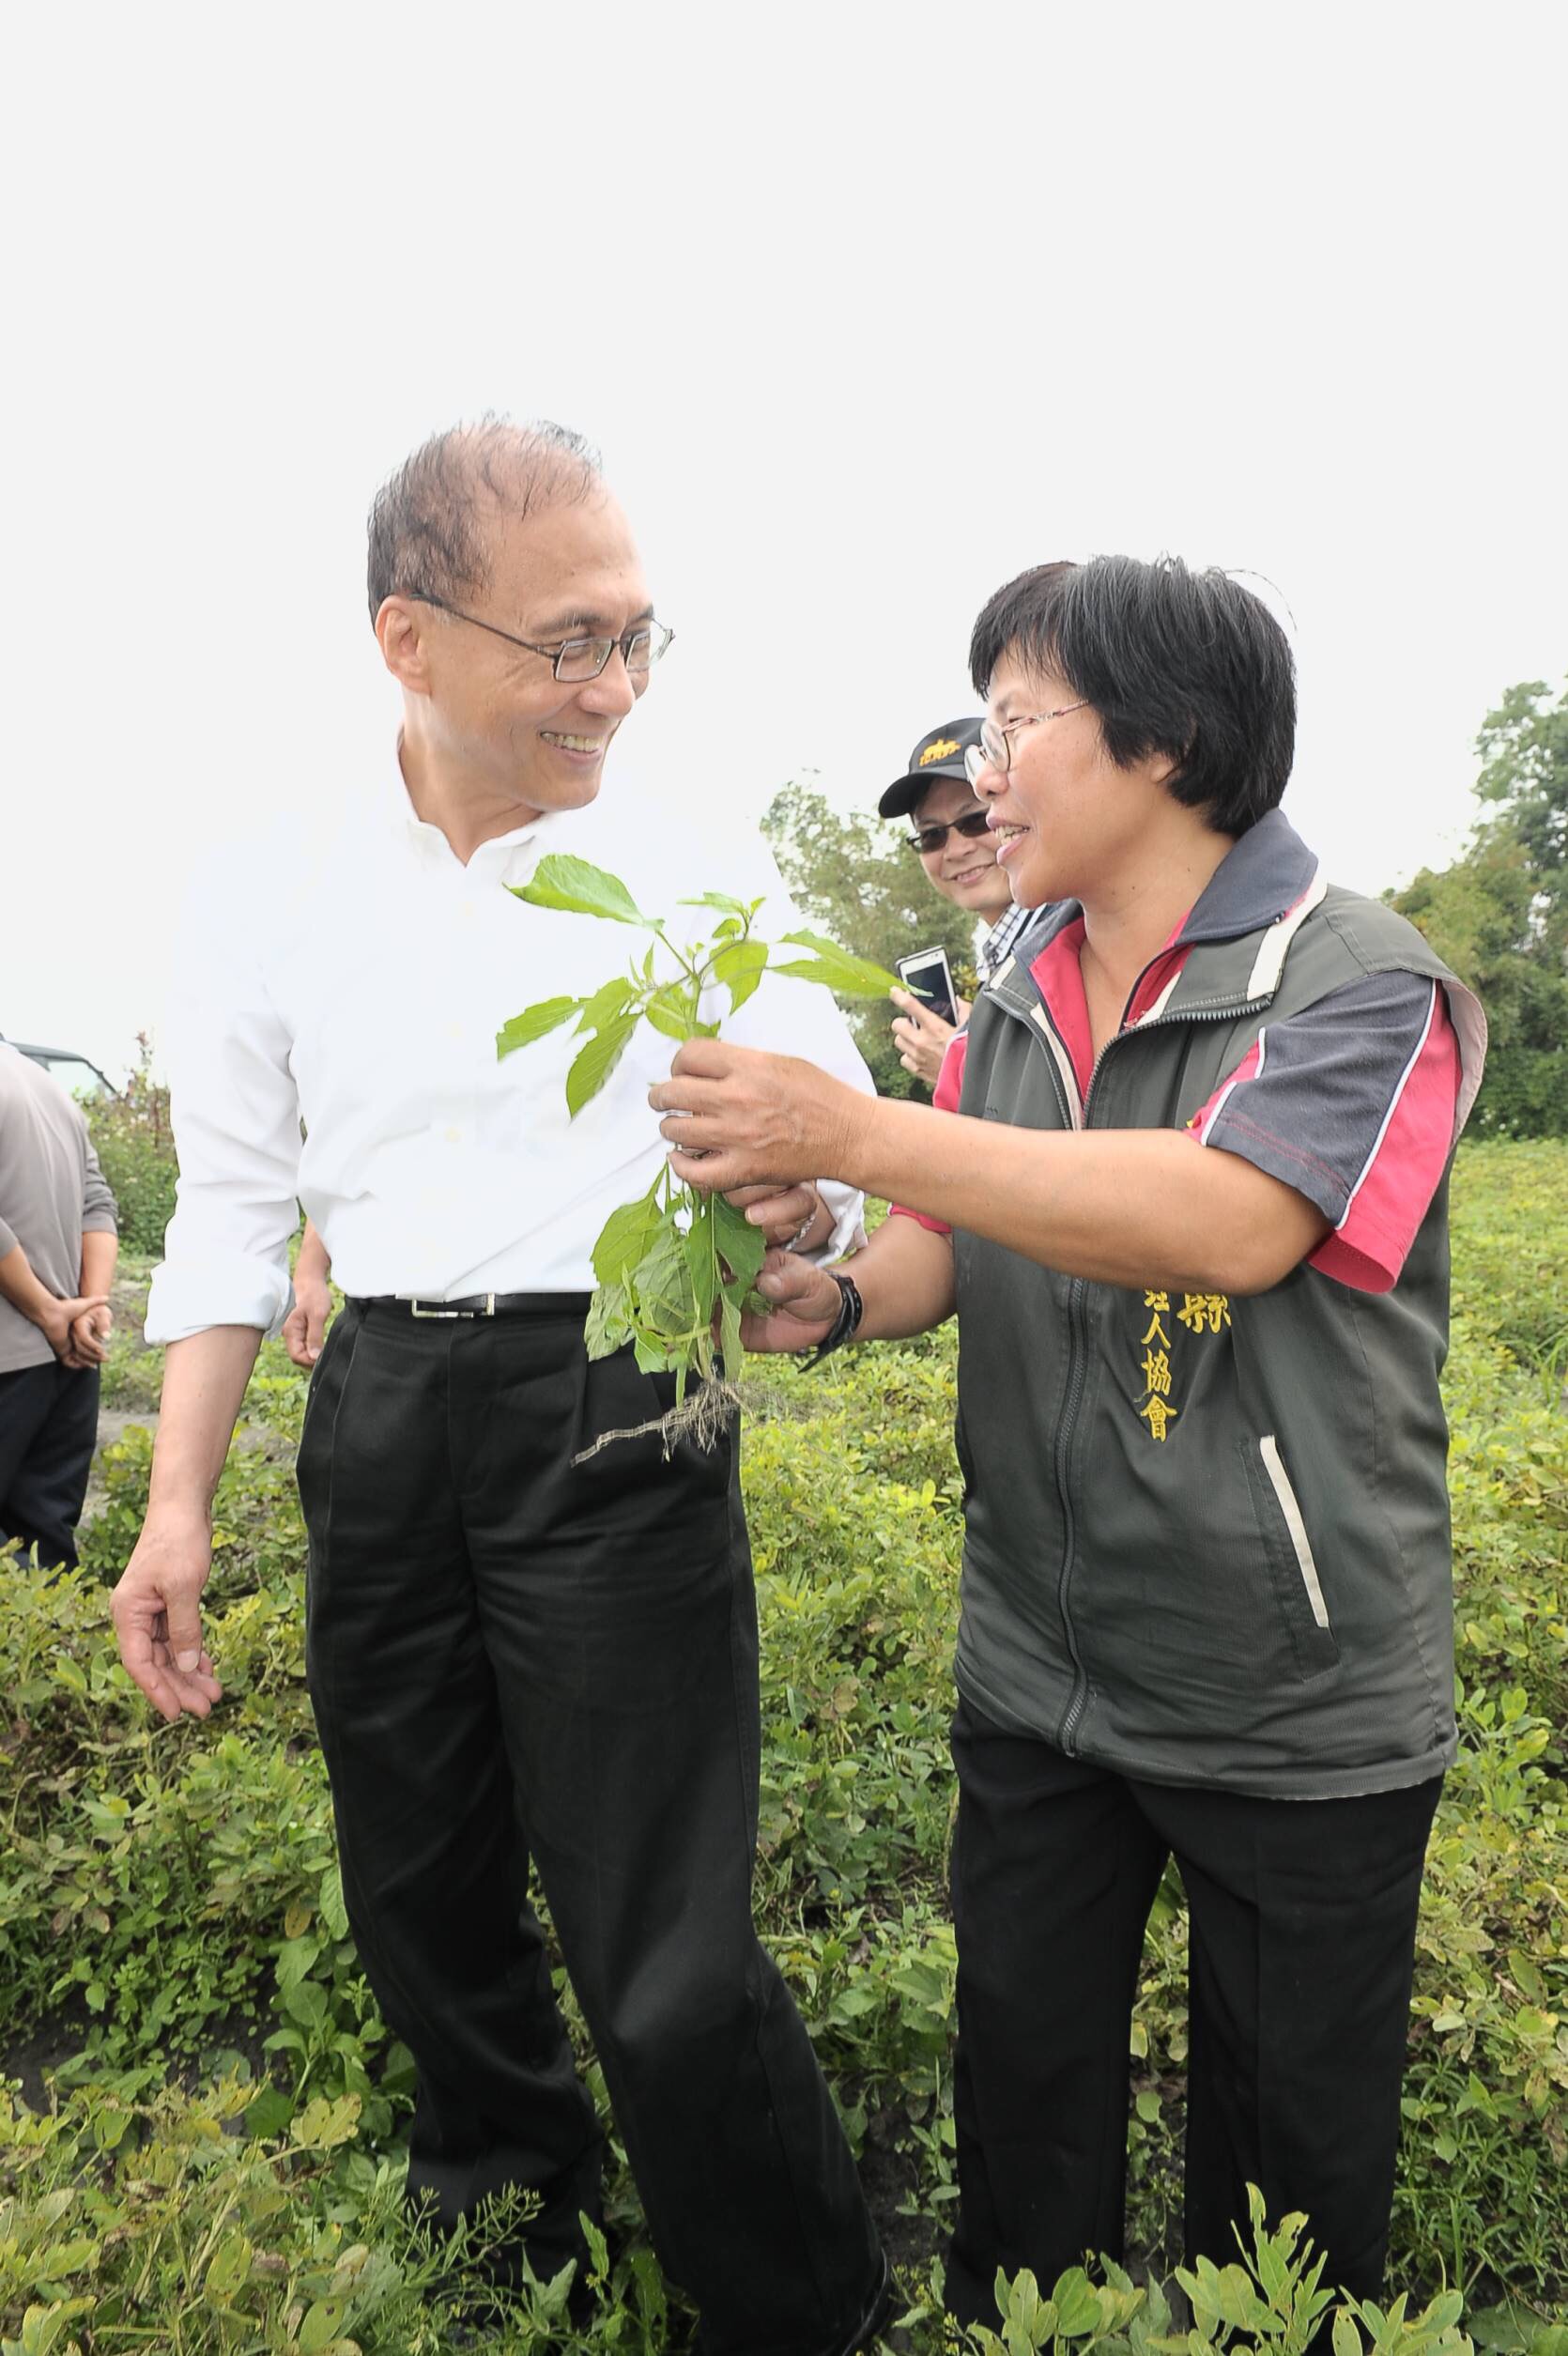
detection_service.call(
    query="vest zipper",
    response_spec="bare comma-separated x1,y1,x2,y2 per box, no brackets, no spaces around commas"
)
1053,1272,1093,1752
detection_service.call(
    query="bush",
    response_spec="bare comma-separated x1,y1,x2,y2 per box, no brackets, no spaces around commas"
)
84,1039,178,1256
4,1145,1567,2348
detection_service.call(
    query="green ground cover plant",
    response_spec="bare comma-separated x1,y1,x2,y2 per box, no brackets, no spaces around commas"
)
3,1141,1565,2352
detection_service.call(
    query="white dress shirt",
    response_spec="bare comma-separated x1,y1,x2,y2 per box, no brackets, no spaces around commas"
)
146,755,873,1344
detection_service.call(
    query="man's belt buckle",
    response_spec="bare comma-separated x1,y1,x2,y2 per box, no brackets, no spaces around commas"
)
408,1294,496,1318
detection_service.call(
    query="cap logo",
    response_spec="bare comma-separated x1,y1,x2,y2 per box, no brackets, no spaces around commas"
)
919,738,960,765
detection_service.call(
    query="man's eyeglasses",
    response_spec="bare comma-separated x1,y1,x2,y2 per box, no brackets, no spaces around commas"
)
963,701,1088,783
905,808,996,857
409,591,674,683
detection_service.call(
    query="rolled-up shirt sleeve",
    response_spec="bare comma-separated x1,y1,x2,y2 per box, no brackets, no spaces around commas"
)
146,859,302,1343
0,1212,18,1258
82,1138,118,1235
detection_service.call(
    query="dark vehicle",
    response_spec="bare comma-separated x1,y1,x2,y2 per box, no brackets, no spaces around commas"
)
0,1032,119,1102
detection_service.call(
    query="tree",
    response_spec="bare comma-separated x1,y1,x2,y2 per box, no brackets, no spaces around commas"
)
762,780,980,1097
1392,675,1568,1135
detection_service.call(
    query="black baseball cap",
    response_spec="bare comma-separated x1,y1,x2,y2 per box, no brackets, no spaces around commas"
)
878,716,985,821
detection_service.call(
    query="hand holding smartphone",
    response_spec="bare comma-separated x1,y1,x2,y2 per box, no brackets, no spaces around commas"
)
895,947,959,1027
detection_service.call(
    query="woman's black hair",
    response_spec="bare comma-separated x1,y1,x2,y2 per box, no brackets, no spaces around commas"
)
968,554,1296,834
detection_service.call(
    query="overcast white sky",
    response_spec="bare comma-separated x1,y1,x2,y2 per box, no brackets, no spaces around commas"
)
4,2,1564,1084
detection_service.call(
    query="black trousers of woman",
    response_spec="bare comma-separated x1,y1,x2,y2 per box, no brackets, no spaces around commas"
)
297,1299,881,2356
946,1697,1441,2328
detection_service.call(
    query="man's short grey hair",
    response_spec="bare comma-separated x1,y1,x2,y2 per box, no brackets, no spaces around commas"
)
366,416,603,624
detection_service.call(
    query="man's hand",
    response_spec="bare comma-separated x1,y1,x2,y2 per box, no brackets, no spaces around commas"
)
889,987,967,1087
38,1293,112,1365
64,1301,114,1368
651,1040,860,1195
740,1248,844,1353
112,1511,223,1722
283,1270,333,1368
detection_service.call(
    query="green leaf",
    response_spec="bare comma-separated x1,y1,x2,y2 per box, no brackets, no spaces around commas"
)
718,1287,744,1375
584,1281,634,1362
644,983,698,1041
677,890,751,917
513,853,647,926
633,1331,682,1373
684,1195,721,1326
1331,2314,1363,2356
581,2210,610,2282
205,2231,253,2302
289,2093,361,2150
245,2086,296,2139
299,2296,349,2351
629,1226,696,1332
566,1010,640,1116
712,937,770,1015
495,995,583,1060
592,1190,667,1287
713,1190,767,1290
771,932,902,995
1050,2270,1104,2337
318,1863,349,1941
574,976,640,1034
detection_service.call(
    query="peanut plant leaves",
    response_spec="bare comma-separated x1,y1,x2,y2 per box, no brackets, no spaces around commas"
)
773,931,902,996
713,1191,767,1292
500,872,880,1439
629,1227,696,1332
712,937,769,1016
566,1010,639,1117
718,1289,744,1376
684,1211,721,1329
495,996,582,1060
514,854,646,926
643,984,697,1041
678,891,760,918
592,1189,666,1288
584,1280,633,1361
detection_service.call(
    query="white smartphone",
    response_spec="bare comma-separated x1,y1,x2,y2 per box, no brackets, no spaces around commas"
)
896,947,959,1026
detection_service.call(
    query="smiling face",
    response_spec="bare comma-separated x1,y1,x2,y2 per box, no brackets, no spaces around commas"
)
975,650,1169,909
383,485,655,824
912,777,1015,918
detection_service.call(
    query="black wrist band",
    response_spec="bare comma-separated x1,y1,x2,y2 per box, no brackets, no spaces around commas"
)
806,1270,864,1367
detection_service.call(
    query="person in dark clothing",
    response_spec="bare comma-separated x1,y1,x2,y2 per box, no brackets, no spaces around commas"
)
0,1041,117,1569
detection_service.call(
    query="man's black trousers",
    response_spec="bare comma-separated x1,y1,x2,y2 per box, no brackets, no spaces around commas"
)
0,1360,99,1570
297,1299,880,2355
945,1697,1442,2326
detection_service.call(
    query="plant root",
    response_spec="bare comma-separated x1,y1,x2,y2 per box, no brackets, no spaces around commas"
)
572,1377,746,1464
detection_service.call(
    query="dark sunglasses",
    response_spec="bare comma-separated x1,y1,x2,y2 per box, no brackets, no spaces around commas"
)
905,808,995,857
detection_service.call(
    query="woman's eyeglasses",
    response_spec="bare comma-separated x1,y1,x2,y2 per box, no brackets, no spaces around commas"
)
905,809,995,857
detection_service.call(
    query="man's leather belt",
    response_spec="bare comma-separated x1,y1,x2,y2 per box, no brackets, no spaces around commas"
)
353,1293,592,1319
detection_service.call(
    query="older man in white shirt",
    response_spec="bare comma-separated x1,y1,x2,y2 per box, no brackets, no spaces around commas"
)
112,421,889,2354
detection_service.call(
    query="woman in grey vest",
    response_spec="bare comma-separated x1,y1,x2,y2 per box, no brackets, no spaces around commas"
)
650,555,1486,2329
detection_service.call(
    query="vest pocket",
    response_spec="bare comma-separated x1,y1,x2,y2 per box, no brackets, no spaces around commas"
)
1239,1434,1341,1680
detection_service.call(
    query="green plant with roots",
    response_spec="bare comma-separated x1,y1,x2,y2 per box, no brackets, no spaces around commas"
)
499,853,897,1451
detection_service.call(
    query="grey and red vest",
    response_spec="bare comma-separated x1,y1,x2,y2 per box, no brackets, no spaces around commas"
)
951,811,1486,1797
